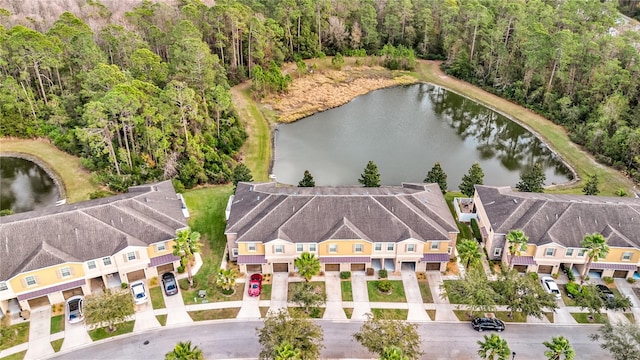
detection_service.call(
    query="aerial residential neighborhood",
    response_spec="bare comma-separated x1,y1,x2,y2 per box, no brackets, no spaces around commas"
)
1,0,640,359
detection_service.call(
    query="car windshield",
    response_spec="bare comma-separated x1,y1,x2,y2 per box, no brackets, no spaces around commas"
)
167,284,176,290
133,285,145,297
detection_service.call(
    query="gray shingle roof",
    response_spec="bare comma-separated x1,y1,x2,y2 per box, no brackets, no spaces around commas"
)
476,185,640,248
226,182,458,245
0,181,187,280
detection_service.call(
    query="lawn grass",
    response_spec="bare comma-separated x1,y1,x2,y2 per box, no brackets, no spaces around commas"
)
341,280,353,302
156,314,167,326
426,310,436,320
418,280,433,303
453,310,475,321
414,61,634,196
560,284,577,306
260,284,272,300
0,350,26,360
442,280,465,304
50,314,65,334
289,307,326,319
260,307,270,318
0,139,100,203
51,338,64,352
444,192,474,240
0,322,29,351
149,286,166,310
371,308,408,320
344,308,353,319
179,185,234,305
625,312,635,323
493,311,527,323
287,282,326,302
88,320,134,341
544,312,554,323
367,280,406,302
188,308,240,321
180,280,244,304
571,312,608,324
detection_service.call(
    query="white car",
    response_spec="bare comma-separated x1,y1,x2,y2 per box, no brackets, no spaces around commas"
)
130,280,149,305
65,295,84,323
541,276,561,299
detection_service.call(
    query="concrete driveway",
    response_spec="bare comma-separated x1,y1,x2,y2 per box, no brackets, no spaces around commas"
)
350,272,371,320
323,272,347,320
401,271,430,321
268,273,289,314
24,305,55,360
163,288,193,326
133,301,160,332
60,322,92,351
427,272,459,321
237,276,261,319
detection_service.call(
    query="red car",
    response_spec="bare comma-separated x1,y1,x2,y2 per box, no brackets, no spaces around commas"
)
248,274,263,297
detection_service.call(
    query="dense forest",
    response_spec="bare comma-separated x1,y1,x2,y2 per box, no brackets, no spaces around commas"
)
1,0,639,190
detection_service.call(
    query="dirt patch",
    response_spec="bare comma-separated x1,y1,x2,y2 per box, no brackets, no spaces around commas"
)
262,65,417,123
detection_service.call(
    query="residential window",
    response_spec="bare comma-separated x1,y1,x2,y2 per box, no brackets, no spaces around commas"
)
232,248,238,257
329,244,338,253
354,244,363,253
447,246,453,255
387,243,395,251
431,242,439,250
87,261,97,270
248,243,256,252
25,276,37,286
157,242,166,251
102,257,112,266
622,252,633,261
577,249,587,257
406,244,416,252
565,249,574,257
296,244,304,252
309,244,317,252
545,248,555,257
494,247,502,257
0,282,8,291
274,245,284,253
61,267,72,277
374,243,382,252
127,251,136,261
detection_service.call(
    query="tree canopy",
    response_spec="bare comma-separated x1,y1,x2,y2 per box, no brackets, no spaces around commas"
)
359,160,381,187
353,314,423,359
257,310,324,360
459,163,484,197
515,163,546,193
84,289,134,332
424,162,447,194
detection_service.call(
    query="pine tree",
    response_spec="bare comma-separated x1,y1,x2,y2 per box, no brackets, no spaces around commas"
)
232,163,253,190
516,163,546,193
424,162,448,194
582,174,600,195
359,161,381,187
298,170,316,187
459,162,484,197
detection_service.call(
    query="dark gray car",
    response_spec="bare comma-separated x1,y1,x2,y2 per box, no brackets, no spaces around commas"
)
596,284,614,300
162,272,178,296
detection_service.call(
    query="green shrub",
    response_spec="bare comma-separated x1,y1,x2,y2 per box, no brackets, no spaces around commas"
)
89,190,113,199
566,282,581,297
377,280,392,293
470,219,482,241
339,271,351,280
602,276,614,285
526,272,539,281
616,188,627,197
331,53,345,69
628,278,636,284
177,265,185,274
564,267,576,282
120,282,128,289
378,269,388,279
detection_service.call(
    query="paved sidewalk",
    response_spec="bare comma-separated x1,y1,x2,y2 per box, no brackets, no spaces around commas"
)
401,271,430,321
323,272,347,320
24,306,55,360
351,272,371,320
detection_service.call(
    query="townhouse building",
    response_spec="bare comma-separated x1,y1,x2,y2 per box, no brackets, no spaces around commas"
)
225,182,459,274
0,181,188,315
473,185,640,278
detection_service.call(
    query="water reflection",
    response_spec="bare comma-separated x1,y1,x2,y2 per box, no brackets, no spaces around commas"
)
273,84,572,187
0,157,60,213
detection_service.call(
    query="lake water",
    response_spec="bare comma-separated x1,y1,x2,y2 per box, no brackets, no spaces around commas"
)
0,156,60,213
273,84,572,188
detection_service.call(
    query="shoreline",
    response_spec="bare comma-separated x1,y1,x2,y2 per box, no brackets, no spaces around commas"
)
0,152,66,202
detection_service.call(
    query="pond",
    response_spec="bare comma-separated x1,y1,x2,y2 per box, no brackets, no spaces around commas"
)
0,156,61,214
272,84,572,188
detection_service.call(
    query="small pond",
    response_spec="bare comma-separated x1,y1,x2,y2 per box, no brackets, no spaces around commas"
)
273,84,572,188
0,156,60,214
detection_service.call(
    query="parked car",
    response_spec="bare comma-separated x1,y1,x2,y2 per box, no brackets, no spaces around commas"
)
472,317,505,332
130,280,149,304
65,295,84,324
541,276,561,299
248,273,263,297
596,284,614,300
161,272,178,296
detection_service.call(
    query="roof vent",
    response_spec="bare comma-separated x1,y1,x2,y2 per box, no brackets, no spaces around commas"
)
257,196,260,201
249,186,253,192
555,214,558,219
513,199,518,204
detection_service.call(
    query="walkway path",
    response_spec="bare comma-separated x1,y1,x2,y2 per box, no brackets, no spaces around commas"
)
350,272,371,320
401,271,430,321
23,306,54,360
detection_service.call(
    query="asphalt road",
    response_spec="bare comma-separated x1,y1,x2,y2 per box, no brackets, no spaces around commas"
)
47,320,610,360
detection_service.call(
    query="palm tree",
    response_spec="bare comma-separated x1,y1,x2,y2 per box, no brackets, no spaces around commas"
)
477,334,511,360
216,267,238,294
165,340,204,360
173,229,202,288
275,341,301,360
581,233,609,280
457,239,481,269
380,346,409,360
506,229,528,269
543,336,575,360
294,252,321,282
